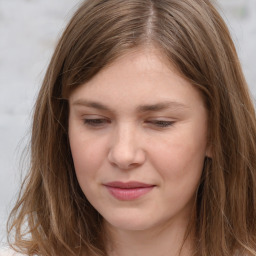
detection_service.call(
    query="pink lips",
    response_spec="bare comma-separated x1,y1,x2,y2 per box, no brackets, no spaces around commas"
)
104,181,155,201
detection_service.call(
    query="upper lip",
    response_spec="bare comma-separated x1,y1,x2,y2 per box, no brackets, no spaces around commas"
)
104,181,155,188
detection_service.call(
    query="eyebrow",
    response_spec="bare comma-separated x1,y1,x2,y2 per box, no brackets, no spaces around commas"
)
72,99,189,113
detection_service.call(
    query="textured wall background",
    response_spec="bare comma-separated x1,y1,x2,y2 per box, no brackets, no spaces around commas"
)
0,0,255,250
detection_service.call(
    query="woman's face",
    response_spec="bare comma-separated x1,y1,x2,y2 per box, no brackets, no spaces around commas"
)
68,48,210,231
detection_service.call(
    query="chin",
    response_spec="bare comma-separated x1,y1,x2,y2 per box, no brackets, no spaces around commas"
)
103,211,158,231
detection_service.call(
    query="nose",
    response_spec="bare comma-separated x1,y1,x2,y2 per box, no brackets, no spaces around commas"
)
107,124,146,170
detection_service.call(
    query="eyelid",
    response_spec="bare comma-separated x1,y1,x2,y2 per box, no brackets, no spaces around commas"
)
81,114,176,128
145,118,176,128
146,117,176,122
82,115,111,127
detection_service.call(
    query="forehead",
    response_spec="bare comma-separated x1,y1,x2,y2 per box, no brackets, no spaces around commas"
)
98,47,178,81
69,47,205,112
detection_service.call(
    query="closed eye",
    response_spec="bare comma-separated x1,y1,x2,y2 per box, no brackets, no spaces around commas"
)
83,118,174,128
83,118,110,127
146,120,175,128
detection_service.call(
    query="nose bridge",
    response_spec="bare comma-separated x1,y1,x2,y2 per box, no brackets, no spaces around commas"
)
116,121,135,147
108,121,145,169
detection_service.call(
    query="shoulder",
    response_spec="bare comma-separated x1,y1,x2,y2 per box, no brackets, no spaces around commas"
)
0,247,25,256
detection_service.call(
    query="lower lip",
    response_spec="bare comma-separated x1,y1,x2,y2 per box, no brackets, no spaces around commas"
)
105,186,155,201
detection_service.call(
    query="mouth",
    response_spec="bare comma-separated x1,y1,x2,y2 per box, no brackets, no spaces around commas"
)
104,181,156,201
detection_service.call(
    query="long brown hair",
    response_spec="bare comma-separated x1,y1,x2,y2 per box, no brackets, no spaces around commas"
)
8,0,256,255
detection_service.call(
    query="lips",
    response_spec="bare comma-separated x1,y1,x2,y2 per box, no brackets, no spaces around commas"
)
104,181,155,200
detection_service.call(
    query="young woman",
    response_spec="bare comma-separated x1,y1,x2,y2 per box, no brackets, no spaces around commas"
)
7,0,256,255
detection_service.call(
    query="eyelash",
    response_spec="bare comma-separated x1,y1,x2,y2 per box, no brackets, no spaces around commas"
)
83,118,109,127
83,119,175,128
146,120,175,128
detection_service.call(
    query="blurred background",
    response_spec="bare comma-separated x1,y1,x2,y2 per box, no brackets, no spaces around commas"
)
0,0,255,250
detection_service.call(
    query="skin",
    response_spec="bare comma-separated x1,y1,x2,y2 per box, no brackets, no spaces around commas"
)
68,47,210,256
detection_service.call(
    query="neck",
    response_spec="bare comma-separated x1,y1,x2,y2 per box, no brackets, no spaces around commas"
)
104,218,195,256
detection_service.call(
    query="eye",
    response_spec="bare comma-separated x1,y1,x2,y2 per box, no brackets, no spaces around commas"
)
146,120,175,128
83,118,110,127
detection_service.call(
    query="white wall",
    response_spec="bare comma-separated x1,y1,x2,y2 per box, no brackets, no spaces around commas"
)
0,0,255,249
0,0,82,248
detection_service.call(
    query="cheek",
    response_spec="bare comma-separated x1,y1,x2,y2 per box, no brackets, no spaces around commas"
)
149,128,207,185
151,138,206,213
69,128,107,182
